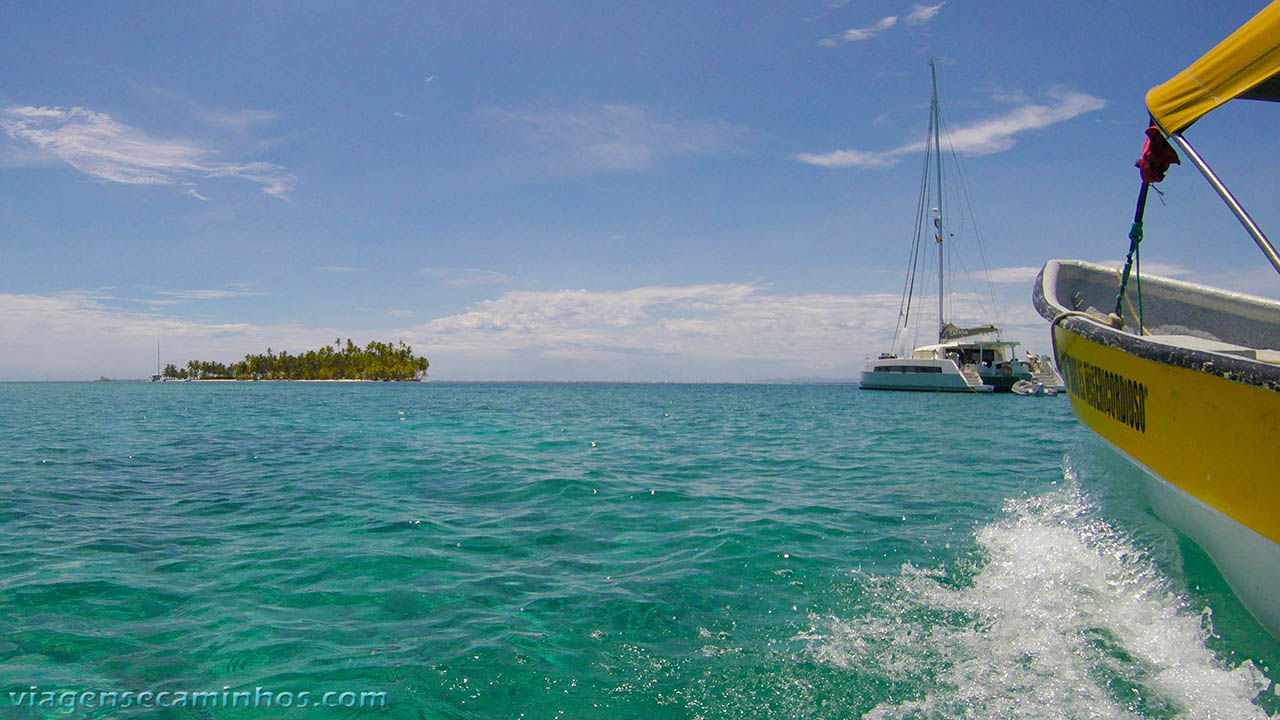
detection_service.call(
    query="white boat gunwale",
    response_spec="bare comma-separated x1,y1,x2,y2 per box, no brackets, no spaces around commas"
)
1034,260,1280,394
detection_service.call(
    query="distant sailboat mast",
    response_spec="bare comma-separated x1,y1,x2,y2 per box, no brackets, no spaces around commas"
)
151,339,162,381
930,59,946,345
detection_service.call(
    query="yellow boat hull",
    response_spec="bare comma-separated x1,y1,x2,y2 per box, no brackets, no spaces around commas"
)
1038,259,1280,637
1053,326,1280,547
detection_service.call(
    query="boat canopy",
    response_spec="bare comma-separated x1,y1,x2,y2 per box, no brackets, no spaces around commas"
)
1147,0,1280,133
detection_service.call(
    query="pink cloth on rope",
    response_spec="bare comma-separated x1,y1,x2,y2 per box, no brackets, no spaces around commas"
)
1135,124,1180,183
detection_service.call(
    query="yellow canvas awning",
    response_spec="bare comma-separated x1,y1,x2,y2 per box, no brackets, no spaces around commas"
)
1147,0,1280,133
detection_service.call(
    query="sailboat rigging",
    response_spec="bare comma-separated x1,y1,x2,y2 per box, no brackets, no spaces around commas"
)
861,61,1060,393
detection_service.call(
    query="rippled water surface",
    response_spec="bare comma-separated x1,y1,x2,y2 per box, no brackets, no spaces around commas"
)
1,382,1277,718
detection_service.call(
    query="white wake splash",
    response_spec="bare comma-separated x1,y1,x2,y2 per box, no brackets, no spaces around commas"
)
797,477,1274,719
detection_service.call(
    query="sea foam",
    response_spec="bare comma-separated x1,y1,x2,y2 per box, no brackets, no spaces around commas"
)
797,473,1274,719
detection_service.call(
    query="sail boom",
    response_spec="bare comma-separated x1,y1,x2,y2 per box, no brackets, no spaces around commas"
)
940,322,999,341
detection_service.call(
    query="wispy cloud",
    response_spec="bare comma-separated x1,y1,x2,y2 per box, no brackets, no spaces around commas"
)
315,265,365,274
0,105,296,197
419,267,514,288
841,15,898,42
481,103,750,175
821,3,943,46
795,89,1105,168
979,266,1043,285
202,108,280,132
794,148,901,169
905,2,945,24
155,288,266,302
144,287,267,306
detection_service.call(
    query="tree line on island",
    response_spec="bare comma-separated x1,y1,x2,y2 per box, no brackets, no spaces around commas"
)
162,339,429,381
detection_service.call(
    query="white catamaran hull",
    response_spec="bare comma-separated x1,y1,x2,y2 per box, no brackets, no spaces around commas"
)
859,357,992,392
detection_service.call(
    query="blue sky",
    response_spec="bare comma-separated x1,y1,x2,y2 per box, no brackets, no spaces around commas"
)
3,0,1279,381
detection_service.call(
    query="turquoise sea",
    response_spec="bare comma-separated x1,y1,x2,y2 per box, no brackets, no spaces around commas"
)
2,381,1278,719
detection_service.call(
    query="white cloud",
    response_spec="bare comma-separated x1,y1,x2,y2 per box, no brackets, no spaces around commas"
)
839,29,874,42
905,2,945,24
791,148,900,169
847,16,897,40
419,267,514,288
0,291,246,380
827,14,898,43
404,281,1062,379
0,290,375,380
978,266,1043,285
155,288,267,302
1,105,296,197
1093,259,1192,278
1204,265,1280,301
795,89,1106,168
202,108,279,132
941,90,1107,154
988,89,1033,105
0,284,892,381
824,4,941,46
204,160,294,198
481,103,750,175
0,281,1063,381
410,283,900,378
315,265,365,274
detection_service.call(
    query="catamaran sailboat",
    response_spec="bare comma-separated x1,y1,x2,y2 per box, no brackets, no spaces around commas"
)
861,61,1044,393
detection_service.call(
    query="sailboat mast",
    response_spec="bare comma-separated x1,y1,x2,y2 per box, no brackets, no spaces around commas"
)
930,60,945,344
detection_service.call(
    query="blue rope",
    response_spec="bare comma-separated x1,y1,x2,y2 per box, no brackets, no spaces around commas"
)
1113,220,1142,318
1135,230,1143,331
1113,179,1151,327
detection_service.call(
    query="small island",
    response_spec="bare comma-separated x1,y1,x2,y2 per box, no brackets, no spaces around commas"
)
162,339,429,381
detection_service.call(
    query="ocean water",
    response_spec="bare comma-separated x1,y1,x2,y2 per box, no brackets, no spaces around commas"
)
1,381,1278,719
